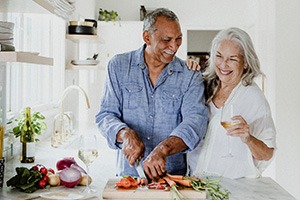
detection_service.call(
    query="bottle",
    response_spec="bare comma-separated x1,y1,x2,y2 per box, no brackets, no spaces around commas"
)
20,107,35,163
140,5,146,21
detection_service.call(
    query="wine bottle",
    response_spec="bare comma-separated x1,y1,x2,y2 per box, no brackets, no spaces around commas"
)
20,107,35,163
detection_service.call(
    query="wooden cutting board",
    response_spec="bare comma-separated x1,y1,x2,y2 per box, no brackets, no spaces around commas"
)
102,178,206,199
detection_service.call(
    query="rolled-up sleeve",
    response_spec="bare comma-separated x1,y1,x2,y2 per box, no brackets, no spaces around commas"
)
170,71,208,151
95,56,127,149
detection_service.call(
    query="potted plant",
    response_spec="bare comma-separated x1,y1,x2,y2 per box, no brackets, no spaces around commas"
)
98,8,120,22
9,107,47,163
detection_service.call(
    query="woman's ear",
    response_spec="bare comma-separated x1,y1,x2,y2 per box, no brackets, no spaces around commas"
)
143,31,151,45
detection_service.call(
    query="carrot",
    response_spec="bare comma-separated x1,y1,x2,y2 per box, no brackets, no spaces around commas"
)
166,173,184,180
157,178,166,184
173,179,192,187
163,176,176,188
140,178,147,185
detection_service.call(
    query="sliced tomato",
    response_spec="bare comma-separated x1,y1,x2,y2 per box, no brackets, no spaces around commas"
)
115,182,123,187
156,183,166,190
126,176,135,183
120,178,132,189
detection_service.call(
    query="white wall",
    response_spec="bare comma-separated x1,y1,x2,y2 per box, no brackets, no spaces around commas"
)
275,0,300,198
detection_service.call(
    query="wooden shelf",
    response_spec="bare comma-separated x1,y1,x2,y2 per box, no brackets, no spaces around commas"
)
66,63,100,70
0,52,53,66
66,34,103,43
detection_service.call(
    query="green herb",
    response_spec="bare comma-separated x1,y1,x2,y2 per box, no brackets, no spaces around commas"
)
7,167,43,193
9,107,47,142
191,178,230,200
170,185,184,200
98,8,120,22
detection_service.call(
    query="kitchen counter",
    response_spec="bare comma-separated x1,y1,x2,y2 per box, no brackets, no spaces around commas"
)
0,131,296,200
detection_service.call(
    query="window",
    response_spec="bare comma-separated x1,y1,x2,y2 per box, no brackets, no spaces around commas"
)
1,12,65,116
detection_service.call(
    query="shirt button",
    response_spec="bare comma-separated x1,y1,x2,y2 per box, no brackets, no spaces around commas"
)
149,115,153,119
147,137,151,140
151,95,154,98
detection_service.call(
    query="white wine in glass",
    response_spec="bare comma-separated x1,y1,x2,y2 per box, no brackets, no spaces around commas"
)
78,134,99,194
220,104,239,158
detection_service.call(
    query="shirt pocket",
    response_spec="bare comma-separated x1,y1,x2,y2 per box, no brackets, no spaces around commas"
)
161,89,183,115
122,84,143,110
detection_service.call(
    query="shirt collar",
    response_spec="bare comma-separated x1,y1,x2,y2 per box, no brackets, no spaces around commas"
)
136,44,183,74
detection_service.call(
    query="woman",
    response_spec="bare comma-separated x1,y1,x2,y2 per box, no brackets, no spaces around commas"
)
188,27,276,179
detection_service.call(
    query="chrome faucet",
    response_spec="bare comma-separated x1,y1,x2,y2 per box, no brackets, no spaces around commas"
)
52,85,90,148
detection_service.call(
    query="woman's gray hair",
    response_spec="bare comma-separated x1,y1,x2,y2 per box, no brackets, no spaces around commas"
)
204,27,264,103
143,8,179,34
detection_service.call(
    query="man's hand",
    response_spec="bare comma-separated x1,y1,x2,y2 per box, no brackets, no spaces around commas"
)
143,147,167,180
143,136,187,180
117,128,145,166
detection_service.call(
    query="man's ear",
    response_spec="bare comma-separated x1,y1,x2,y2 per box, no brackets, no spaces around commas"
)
143,31,151,45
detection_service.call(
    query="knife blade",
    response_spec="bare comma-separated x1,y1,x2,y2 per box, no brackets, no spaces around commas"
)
135,161,148,189
135,161,146,178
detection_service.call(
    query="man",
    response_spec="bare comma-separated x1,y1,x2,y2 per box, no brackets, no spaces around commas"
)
96,8,207,180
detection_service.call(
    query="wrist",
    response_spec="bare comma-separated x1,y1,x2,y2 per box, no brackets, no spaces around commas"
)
243,134,252,144
116,127,130,143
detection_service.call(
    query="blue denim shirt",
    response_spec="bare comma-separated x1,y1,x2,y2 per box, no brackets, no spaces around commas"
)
96,45,208,176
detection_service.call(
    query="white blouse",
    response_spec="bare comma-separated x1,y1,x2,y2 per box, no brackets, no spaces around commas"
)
188,82,276,179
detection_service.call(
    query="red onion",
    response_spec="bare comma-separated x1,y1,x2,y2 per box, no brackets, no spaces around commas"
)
59,167,82,188
70,163,87,174
56,157,77,171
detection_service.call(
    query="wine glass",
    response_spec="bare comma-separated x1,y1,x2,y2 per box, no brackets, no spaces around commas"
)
78,134,99,193
220,104,240,158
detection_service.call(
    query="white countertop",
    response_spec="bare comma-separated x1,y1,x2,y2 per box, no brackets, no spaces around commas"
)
0,131,296,200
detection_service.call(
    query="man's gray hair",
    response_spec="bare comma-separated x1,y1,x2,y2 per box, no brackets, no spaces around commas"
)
143,8,179,34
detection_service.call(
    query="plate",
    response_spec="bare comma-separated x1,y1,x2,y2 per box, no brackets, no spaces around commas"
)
39,192,84,200
71,60,99,65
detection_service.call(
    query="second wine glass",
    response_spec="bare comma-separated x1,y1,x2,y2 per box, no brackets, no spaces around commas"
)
220,104,239,158
78,134,99,194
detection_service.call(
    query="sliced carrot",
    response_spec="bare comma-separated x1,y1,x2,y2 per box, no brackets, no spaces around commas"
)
158,178,166,184
136,177,141,185
140,178,147,185
173,179,192,187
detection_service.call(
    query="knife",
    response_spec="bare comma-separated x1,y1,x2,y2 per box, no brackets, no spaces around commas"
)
135,160,146,179
135,161,148,189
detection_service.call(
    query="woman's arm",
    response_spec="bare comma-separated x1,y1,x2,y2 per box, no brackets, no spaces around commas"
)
229,115,274,161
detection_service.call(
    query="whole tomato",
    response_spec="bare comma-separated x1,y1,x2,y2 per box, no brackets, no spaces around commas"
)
31,165,39,171
40,167,48,176
43,175,49,182
38,179,47,188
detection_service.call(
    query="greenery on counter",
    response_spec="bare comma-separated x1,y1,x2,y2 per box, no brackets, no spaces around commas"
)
6,167,43,193
191,177,230,200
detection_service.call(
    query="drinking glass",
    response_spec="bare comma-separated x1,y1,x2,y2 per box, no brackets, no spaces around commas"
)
220,104,239,158
78,134,99,193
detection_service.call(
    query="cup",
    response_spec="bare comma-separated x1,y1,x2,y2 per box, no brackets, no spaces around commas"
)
0,158,5,188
